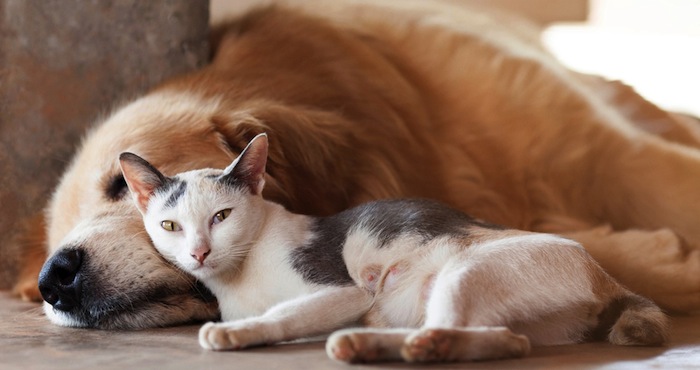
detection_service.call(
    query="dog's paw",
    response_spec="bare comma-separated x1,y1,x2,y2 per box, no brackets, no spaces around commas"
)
198,321,261,351
12,280,43,302
401,327,530,362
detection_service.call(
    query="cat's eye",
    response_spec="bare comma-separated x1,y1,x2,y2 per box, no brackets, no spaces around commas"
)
212,208,232,225
161,220,181,232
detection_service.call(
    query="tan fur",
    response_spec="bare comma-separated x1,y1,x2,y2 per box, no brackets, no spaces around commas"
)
16,0,700,329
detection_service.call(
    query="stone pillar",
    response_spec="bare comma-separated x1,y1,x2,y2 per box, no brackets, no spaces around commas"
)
0,0,210,288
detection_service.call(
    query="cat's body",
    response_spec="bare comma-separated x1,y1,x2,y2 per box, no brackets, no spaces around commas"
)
120,134,668,363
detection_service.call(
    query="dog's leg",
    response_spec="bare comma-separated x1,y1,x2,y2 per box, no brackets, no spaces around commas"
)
532,122,700,311
12,247,45,302
594,141,700,246
11,212,47,302
198,286,372,350
564,225,700,312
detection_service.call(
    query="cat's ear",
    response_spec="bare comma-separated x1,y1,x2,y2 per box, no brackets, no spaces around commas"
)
221,133,268,195
118,152,168,213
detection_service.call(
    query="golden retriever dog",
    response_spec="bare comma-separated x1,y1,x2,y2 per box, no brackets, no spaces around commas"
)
15,0,700,329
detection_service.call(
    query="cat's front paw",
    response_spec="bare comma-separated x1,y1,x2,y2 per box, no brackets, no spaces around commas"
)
198,321,262,351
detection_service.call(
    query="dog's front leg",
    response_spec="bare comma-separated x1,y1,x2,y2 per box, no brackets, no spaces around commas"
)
564,225,700,312
551,130,700,312
199,285,372,350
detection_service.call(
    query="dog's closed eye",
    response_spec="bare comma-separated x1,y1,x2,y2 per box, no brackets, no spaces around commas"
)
105,174,128,201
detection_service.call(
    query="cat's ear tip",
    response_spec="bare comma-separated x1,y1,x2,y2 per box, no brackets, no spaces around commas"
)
119,152,139,162
252,132,269,143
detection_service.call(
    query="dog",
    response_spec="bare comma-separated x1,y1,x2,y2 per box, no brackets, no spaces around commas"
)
16,0,700,330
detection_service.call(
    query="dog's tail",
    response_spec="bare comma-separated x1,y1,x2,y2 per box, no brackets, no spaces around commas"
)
593,293,669,346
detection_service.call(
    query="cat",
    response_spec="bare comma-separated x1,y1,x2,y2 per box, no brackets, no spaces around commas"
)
119,133,668,363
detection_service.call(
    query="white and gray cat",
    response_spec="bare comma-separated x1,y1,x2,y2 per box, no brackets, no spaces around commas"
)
119,133,668,364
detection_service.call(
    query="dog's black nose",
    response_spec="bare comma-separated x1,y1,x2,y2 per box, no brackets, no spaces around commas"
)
38,248,84,311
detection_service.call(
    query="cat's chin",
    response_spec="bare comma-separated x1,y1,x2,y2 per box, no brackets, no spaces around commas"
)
181,263,218,280
189,266,217,279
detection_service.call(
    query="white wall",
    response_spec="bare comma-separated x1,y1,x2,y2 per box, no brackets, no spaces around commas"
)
544,0,700,116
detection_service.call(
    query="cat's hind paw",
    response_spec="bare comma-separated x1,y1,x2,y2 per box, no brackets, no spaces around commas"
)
326,329,407,363
401,328,453,362
401,327,530,362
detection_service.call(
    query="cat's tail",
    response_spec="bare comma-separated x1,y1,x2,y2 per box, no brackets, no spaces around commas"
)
596,293,669,346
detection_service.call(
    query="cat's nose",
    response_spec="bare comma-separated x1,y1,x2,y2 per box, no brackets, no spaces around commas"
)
38,248,84,311
191,247,210,263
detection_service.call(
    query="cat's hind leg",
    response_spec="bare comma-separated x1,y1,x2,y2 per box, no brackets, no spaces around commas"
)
403,257,531,362
326,326,528,363
327,259,529,363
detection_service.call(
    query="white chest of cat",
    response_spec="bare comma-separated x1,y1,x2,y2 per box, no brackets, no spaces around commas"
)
206,207,321,320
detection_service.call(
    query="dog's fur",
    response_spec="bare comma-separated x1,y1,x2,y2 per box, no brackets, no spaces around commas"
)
18,0,700,330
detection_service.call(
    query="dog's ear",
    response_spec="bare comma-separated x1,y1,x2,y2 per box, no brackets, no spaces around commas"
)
209,104,358,215
211,113,270,155
220,133,268,195
118,153,168,213
211,112,295,206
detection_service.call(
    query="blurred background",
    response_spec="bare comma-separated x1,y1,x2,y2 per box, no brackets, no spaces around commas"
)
211,0,700,116
544,0,700,116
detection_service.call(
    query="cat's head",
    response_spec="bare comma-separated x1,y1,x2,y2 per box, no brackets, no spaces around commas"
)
118,133,269,280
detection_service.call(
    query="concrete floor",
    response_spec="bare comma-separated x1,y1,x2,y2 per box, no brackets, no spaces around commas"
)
2,292,699,369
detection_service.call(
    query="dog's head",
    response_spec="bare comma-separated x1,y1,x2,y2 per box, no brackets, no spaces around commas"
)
38,92,267,329
37,84,379,328
36,6,415,328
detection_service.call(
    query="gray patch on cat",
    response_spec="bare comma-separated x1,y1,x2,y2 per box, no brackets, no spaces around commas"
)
354,199,501,247
290,198,503,286
160,178,187,208
290,216,355,286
